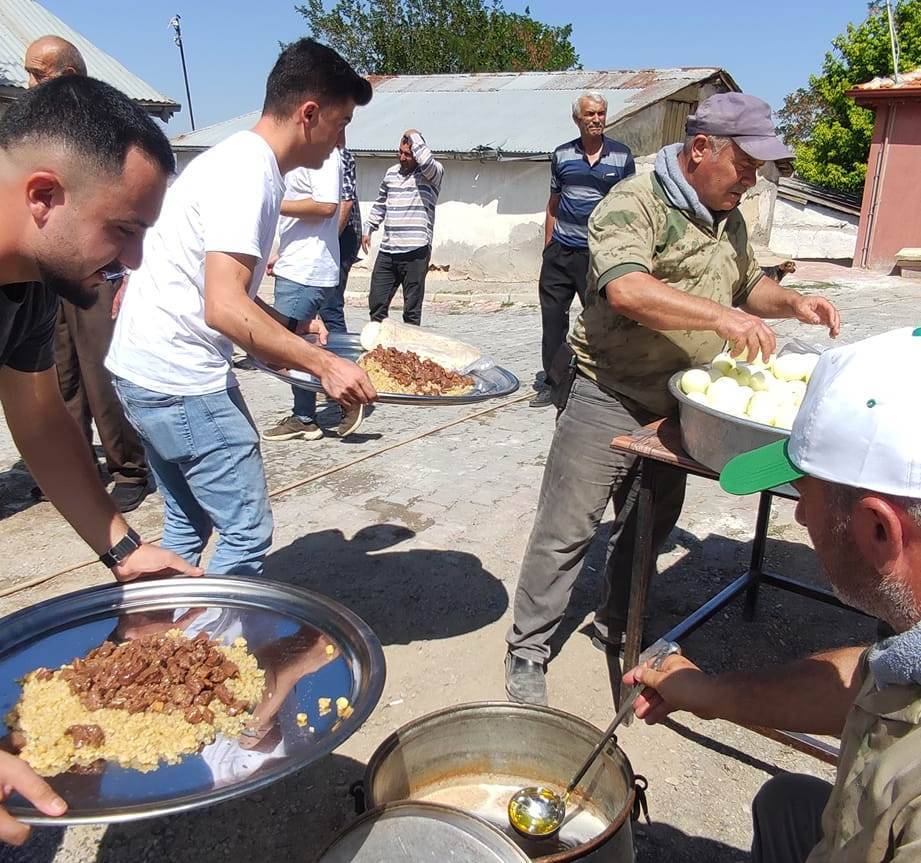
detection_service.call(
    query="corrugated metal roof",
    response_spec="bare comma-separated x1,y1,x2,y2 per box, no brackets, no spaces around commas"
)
0,0,179,118
850,66,921,92
173,68,733,156
778,177,862,216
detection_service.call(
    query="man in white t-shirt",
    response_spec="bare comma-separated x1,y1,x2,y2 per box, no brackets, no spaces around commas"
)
263,143,362,441
106,40,376,576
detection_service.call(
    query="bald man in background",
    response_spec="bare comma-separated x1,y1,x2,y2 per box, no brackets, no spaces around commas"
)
23,36,150,513
23,35,86,85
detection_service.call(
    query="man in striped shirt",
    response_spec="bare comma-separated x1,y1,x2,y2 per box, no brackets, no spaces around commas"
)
362,128,444,325
531,93,635,408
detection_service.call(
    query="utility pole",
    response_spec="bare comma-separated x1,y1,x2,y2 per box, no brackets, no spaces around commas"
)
169,14,196,130
886,0,901,84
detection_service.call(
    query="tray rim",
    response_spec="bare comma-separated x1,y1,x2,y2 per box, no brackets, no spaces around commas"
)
0,576,386,825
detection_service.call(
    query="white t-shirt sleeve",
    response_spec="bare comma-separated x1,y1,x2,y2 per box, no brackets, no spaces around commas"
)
200,159,275,259
307,152,340,205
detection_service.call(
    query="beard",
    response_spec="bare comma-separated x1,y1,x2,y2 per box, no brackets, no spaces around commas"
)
37,261,100,311
823,524,919,633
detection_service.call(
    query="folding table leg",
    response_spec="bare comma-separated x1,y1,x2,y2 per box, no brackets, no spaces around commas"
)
619,457,657,705
743,491,773,622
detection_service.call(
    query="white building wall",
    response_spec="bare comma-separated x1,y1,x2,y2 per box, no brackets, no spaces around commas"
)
355,156,549,281
770,197,858,260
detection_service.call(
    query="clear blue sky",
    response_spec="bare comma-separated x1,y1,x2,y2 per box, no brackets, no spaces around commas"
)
42,0,874,136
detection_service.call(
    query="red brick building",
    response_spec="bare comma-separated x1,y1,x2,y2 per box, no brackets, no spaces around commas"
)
849,68,921,272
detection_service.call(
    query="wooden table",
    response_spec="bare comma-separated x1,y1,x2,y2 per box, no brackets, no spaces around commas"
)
609,418,866,764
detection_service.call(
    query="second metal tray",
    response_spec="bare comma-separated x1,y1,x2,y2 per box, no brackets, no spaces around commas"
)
250,333,519,406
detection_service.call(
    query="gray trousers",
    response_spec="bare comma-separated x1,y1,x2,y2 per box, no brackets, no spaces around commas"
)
752,773,831,863
506,374,687,663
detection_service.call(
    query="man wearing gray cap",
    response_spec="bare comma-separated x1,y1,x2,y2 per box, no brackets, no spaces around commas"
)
505,93,841,706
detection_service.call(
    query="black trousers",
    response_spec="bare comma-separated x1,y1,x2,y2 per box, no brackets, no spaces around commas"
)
538,240,589,377
751,773,831,863
339,225,360,295
368,245,431,326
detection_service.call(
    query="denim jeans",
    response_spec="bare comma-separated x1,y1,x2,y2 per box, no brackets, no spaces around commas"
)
114,378,273,576
273,275,338,420
506,374,686,662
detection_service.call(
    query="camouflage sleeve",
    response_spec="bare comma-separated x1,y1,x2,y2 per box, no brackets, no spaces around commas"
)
890,800,921,861
733,239,765,307
587,184,658,294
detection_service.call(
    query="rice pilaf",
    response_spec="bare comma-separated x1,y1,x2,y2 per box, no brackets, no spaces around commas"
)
9,632,265,776
358,346,474,396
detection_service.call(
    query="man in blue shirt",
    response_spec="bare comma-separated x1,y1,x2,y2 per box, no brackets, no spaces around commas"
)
531,93,635,408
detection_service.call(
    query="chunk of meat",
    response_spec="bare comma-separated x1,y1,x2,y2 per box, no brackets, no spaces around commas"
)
192,690,214,707
204,650,223,668
212,683,234,706
65,724,105,748
169,686,194,708
226,699,250,717
60,632,248,724
69,759,105,775
183,705,215,725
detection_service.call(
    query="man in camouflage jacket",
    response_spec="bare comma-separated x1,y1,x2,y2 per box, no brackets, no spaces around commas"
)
505,93,840,706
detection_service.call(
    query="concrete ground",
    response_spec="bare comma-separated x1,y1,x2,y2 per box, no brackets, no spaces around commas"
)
0,265,918,863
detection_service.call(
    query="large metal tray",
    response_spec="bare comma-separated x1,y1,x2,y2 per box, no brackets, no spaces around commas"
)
667,371,789,474
0,577,385,824
250,332,519,406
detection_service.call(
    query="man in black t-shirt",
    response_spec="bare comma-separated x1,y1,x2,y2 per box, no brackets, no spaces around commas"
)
0,76,202,845
24,36,150,511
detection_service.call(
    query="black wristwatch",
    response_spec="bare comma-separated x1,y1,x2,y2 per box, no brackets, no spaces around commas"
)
99,527,142,569
286,316,298,333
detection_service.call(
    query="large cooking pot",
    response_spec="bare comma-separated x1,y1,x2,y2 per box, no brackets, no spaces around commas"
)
355,702,643,862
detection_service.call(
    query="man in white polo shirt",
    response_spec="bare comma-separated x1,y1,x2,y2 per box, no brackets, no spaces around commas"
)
106,40,376,577
625,326,921,862
262,137,362,442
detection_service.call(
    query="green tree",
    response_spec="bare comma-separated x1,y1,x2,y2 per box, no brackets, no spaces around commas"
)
778,1,921,193
296,0,579,75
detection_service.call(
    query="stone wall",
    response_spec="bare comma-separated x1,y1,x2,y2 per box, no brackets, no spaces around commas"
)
770,197,858,260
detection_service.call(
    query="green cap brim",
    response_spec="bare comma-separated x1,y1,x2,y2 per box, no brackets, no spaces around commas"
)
719,438,806,495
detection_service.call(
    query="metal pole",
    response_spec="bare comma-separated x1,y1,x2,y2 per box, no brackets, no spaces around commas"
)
886,0,901,84
169,15,196,130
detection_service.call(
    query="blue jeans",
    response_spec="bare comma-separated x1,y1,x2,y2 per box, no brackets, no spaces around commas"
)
273,275,342,420
114,378,273,576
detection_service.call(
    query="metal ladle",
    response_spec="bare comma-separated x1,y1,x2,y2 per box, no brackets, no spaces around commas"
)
507,639,680,840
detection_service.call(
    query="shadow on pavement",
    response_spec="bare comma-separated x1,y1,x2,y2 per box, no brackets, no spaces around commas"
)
548,524,875,672
93,752,365,863
0,824,63,863
662,718,782,778
0,459,41,521
0,447,121,521
636,820,747,862
265,522,509,644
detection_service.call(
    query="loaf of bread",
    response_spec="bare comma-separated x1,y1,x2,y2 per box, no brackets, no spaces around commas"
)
359,320,484,372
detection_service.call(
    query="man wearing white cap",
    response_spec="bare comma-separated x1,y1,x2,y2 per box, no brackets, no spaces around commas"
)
625,326,921,862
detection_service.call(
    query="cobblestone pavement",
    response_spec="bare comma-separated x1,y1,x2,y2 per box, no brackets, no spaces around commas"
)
0,271,918,863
